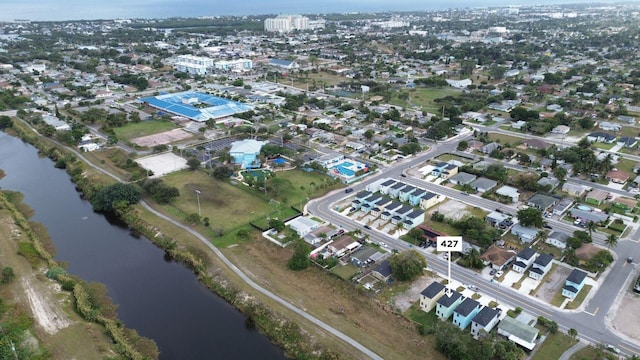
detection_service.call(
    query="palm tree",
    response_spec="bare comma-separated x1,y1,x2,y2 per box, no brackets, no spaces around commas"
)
568,328,578,341
605,233,618,249
467,248,482,269
586,221,597,239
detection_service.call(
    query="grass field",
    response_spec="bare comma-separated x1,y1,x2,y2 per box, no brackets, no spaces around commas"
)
569,345,606,360
532,332,577,360
331,263,360,280
113,119,178,141
388,87,461,113
488,133,524,146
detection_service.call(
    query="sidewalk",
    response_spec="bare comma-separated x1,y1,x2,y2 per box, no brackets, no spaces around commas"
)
559,340,587,360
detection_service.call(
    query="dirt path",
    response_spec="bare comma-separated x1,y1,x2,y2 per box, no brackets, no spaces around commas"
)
21,276,71,334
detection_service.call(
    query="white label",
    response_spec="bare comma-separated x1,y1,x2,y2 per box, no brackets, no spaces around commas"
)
437,236,462,252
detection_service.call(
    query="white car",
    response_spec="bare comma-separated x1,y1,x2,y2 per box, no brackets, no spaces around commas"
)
605,344,621,354
467,285,478,291
496,270,504,277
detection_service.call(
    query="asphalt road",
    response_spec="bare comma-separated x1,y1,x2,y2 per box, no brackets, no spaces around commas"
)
307,134,640,356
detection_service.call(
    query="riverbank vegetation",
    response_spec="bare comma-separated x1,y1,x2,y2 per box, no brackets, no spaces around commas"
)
5,121,344,358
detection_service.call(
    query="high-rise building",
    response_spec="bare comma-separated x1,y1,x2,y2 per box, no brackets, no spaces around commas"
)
264,15,309,33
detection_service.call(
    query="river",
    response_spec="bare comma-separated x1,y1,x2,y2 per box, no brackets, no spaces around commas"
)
0,132,285,359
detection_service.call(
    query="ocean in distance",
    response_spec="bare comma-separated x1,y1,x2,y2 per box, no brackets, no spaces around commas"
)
3,0,625,22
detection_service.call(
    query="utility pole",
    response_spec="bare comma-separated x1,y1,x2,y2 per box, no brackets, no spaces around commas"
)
195,189,201,217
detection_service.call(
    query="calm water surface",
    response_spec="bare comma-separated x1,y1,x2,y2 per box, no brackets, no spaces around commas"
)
0,132,284,359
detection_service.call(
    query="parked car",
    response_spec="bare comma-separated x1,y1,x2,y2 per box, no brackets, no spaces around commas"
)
364,225,371,230
605,344,621,354
462,191,469,195
490,269,497,276
496,270,504,277
467,285,479,291
627,257,634,264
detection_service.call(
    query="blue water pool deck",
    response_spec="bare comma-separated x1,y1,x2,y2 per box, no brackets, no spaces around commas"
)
577,205,592,211
329,160,368,178
273,158,287,164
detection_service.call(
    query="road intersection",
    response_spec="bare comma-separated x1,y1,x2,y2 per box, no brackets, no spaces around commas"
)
307,132,640,357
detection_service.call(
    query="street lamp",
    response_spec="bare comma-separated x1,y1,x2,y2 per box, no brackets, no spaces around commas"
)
195,189,201,217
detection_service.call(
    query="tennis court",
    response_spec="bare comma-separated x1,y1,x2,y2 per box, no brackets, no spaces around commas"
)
131,128,193,147
135,152,188,178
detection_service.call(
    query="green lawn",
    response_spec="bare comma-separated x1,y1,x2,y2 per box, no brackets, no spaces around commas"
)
565,285,593,310
570,345,605,360
161,170,274,232
405,302,440,327
330,263,360,280
388,87,461,113
488,133,523,146
532,332,577,360
113,119,178,141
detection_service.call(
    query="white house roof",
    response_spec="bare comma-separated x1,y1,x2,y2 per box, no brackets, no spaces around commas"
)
230,139,265,154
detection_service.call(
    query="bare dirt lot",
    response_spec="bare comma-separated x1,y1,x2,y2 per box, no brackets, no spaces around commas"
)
427,199,471,221
611,293,640,342
130,128,192,147
222,237,446,360
534,264,572,304
391,273,439,313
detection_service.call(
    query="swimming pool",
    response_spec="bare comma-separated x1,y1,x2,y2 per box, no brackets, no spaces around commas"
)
273,157,287,164
576,205,591,211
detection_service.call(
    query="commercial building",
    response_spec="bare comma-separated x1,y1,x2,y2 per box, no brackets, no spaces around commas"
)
264,15,309,32
214,59,253,72
230,139,265,169
175,55,214,75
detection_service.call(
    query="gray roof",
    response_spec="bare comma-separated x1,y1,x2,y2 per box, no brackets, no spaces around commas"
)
455,297,480,317
569,208,608,223
567,269,587,284
351,246,380,262
381,179,396,187
548,230,570,243
449,172,477,184
420,281,446,299
498,316,539,343
437,291,462,307
422,192,437,201
391,182,407,190
374,260,393,278
473,306,500,327
527,193,557,210
471,177,498,191
534,253,553,267
517,247,537,260
406,209,425,219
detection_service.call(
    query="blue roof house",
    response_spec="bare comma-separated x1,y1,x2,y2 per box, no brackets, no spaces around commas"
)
562,269,588,299
230,139,265,169
453,297,482,330
435,291,463,319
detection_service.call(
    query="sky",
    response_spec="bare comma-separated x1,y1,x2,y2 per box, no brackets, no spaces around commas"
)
1,0,631,22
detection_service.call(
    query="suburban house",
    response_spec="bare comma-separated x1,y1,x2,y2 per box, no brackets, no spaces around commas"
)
329,236,360,257
546,230,570,250
527,193,558,212
599,121,622,131
420,192,440,210
617,137,638,148
497,316,539,351
480,245,517,270
417,225,446,243
511,224,539,243
440,163,459,179
512,247,537,273
537,177,560,190
552,198,574,216
388,182,407,198
562,183,586,197
366,177,392,193
471,177,498,193
480,142,500,154
470,306,501,338
562,269,588,299
486,211,512,229
350,247,384,267
551,125,570,134
351,190,372,210
523,139,551,150
381,201,403,221
449,172,478,186
529,253,554,280
409,188,428,206
435,291,464,319
496,185,520,203
453,297,482,330
586,189,609,205
570,208,608,224
398,185,417,202
287,216,321,236
606,170,630,184
403,209,426,229
419,281,446,313
613,197,638,212
586,132,616,143
378,179,397,195
371,198,393,217
372,259,393,282
431,162,449,177
391,205,414,225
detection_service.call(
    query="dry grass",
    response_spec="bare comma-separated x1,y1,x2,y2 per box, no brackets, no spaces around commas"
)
222,237,447,360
